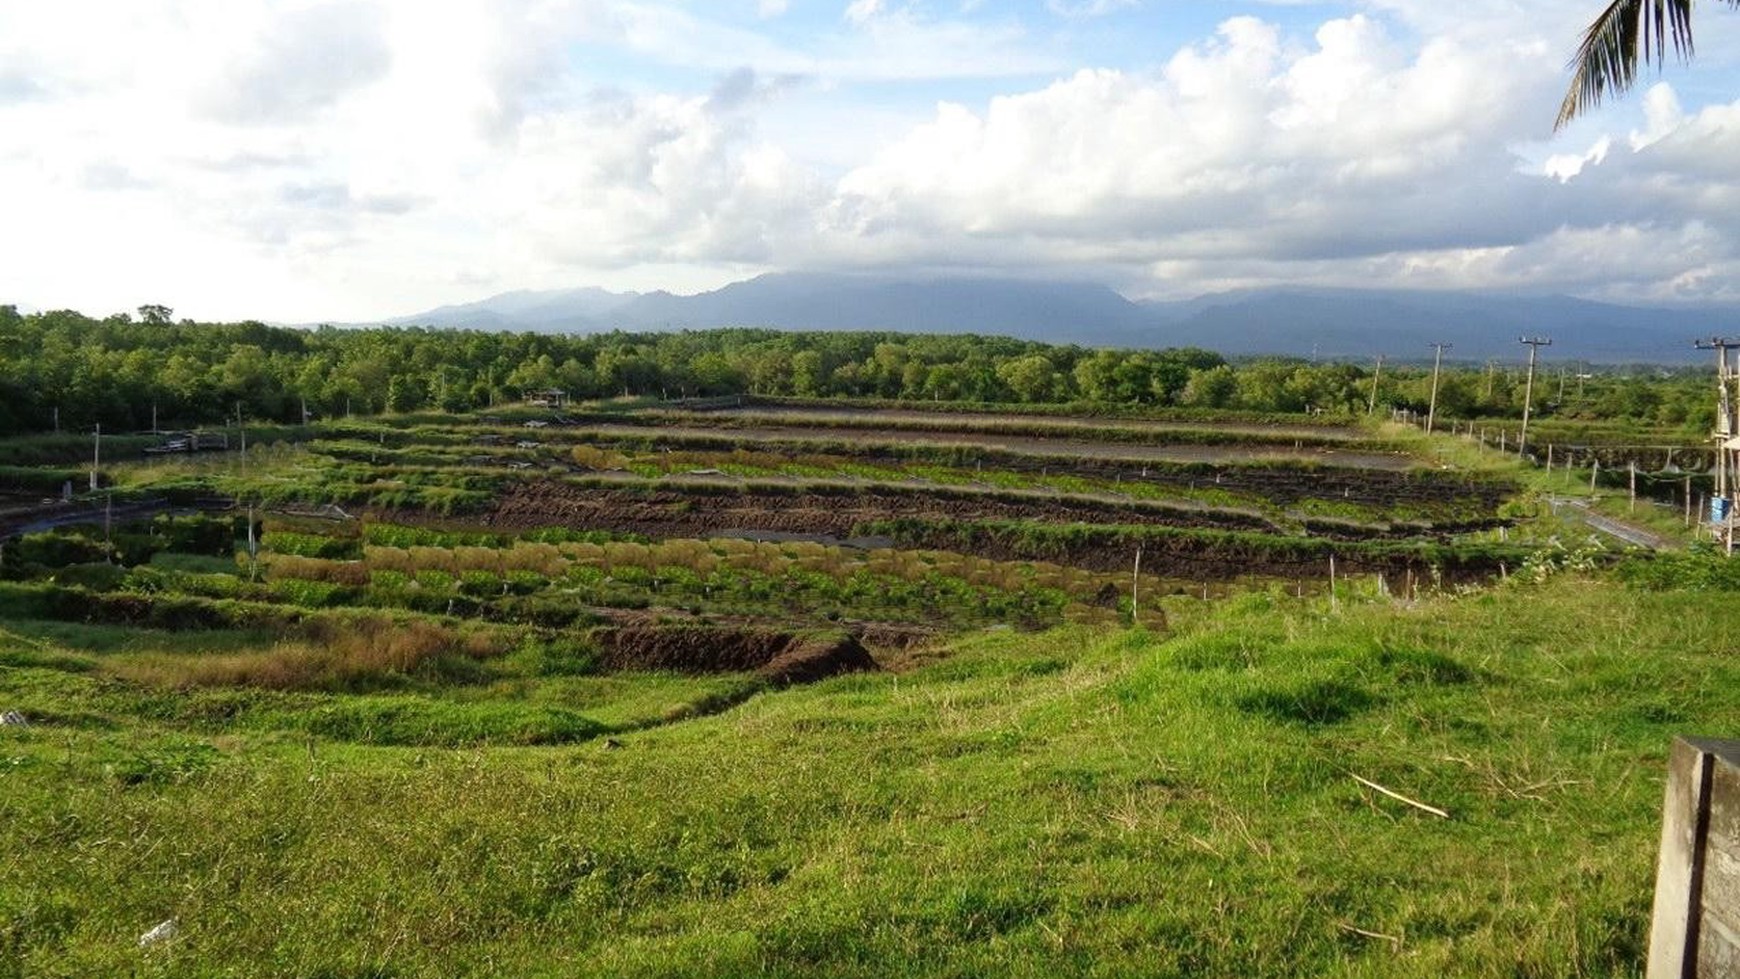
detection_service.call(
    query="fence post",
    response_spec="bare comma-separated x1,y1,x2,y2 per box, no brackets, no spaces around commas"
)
1648,736,1740,977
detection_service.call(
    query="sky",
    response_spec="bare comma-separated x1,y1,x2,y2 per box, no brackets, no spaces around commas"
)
5,0,1740,323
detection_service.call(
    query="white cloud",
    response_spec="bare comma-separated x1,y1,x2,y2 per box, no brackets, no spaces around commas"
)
1542,136,1611,181
844,0,885,25
4,0,1740,320
827,16,1526,256
202,2,393,125
1630,83,1686,150
1046,0,1139,18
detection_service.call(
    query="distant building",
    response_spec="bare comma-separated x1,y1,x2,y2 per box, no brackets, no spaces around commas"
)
526,389,567,408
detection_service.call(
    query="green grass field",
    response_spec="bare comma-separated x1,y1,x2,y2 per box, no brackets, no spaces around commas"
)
2,570,1732,977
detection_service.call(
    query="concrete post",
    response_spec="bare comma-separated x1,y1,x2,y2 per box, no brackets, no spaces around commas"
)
1648,737,1740,978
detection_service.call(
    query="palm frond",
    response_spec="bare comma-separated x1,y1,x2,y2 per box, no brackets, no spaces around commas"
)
1556,0,1697,128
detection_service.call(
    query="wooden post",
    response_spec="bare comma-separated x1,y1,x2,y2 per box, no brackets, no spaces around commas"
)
1647,737,1740,977
1631,462,1639,514
1130,546,1142,629
1425,343,1450,434
1592,459,1600,494
1328,554,1337,612
1687,476,1694,528
247,504,259,581
90,422,100,491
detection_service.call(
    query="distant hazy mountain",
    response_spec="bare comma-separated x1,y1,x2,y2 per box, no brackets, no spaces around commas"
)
385,273,1740,363
1136,287,1736,363
614,273,1154,344
388,286,636,330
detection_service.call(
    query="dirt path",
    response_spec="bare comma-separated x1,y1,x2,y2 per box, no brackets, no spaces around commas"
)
1548,497,1676,550
0,498,178,539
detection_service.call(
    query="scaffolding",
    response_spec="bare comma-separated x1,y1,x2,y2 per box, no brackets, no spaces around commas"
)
1696,338,1740,554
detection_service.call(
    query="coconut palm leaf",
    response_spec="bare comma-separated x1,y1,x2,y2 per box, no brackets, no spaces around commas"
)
1556,0,1740,128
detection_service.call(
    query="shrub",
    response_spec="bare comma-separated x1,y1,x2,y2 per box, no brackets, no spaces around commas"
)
11,530,111,569
263,530,359,560
1236,679,1376,726
49,562,127,592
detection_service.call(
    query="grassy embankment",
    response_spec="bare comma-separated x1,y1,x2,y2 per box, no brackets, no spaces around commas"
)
2,568,1734,976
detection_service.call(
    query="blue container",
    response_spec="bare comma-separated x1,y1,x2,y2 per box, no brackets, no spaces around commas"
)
1713,497,1732,523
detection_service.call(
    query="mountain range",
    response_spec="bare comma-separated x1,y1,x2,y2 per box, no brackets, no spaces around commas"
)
378,273,1740,364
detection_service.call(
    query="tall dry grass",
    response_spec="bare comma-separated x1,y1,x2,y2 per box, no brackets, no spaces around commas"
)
262,555,371,586
106,616,508,692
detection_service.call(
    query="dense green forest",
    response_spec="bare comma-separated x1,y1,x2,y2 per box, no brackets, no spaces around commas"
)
0,304,1715,434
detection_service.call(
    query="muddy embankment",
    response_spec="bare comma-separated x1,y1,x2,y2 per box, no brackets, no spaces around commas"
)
875,523,1522,586
482,480,1521,585
600,626,878,684
485,480,1281,538
486,477,1506,544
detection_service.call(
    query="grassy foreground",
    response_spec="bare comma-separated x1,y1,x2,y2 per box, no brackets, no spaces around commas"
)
2,574,1736,977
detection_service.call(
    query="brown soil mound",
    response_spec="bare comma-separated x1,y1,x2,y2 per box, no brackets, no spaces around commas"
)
599,626,879,684
600,626,790,672
758,635,878,685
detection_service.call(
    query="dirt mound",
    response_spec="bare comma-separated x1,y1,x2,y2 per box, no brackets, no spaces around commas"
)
599,626,878,684
758,635,878,685
600,626,790,673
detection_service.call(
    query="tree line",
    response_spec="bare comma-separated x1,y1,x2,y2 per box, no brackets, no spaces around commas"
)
0,304,1717,434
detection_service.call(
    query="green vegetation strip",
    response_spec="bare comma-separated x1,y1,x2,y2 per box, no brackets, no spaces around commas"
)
857,517,1534,575
0,575,1729,974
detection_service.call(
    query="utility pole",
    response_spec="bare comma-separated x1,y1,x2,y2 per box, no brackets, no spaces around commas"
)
1366,355,1383,415
1426,343,1451,434
1517,336,1552,459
